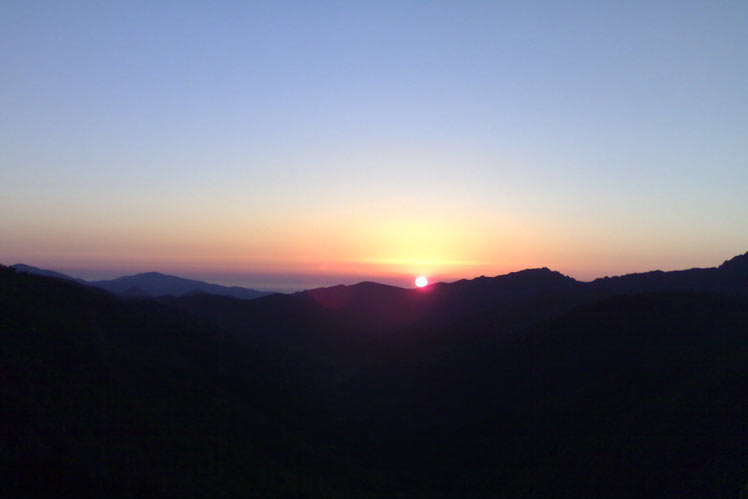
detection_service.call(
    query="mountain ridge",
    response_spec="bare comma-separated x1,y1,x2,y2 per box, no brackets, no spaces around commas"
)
10,250,748,305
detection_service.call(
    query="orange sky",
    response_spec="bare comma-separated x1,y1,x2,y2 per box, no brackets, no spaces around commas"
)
3,201,744,290
2,2,748,290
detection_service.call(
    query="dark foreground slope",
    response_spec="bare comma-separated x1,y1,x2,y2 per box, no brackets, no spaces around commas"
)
0,266,370,498
2,262,748,497
322,292,748,496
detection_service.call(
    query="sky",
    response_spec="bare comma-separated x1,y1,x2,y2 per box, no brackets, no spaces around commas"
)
2,1,747,290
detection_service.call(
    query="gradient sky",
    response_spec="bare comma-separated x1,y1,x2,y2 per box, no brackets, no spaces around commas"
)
2,1,747,290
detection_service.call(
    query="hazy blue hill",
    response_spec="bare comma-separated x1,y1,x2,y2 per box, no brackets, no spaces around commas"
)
9,264,272,300
10,263,84,283
90,271,272,299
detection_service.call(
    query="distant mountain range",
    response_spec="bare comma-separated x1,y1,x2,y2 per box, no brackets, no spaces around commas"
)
13,251,747,307
10,264,272,300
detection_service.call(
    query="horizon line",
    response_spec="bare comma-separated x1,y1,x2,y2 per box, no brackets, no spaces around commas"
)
6,249,745,293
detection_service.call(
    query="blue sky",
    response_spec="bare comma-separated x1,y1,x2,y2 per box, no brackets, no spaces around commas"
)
2,1,747,289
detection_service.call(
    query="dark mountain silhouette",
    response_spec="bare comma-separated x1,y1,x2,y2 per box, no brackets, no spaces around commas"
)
168,267,585,332
166,253,748,339
2,251,748,497
591,250,748,296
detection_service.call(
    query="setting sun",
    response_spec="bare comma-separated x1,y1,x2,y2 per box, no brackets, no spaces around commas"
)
415,276,428,288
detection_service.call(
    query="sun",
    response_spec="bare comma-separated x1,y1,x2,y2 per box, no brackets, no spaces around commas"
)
415,275,428,288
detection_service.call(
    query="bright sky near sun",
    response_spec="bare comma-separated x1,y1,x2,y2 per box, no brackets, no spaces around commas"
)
2,1,748,290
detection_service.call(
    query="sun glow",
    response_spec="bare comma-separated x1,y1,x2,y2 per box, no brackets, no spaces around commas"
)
415,276,428,287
